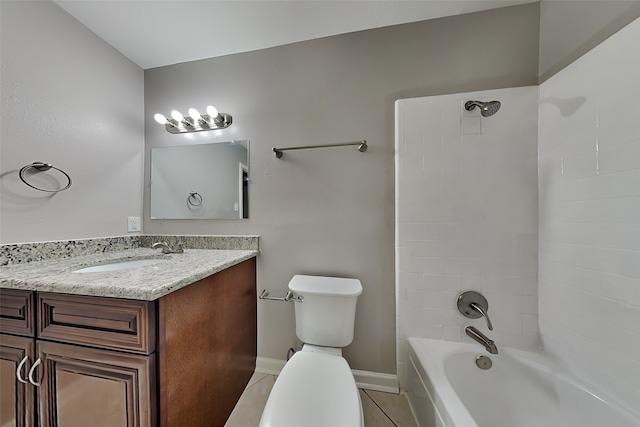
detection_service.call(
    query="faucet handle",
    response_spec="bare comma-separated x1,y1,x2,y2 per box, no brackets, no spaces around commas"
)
457,291,493,330
470,302,493,330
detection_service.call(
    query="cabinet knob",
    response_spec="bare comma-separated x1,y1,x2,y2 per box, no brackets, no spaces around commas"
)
16,356,29,384
28,358,41,387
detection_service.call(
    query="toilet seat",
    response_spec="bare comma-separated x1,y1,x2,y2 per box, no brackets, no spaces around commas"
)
259,351,363,427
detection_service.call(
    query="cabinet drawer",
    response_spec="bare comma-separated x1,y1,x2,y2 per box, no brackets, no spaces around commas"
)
0,289,35,336
38,293,156,354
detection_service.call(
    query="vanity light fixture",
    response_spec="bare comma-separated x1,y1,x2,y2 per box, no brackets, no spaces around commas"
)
154,105,232,134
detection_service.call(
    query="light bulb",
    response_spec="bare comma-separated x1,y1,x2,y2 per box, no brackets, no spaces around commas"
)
188,108,201,120
154,113,168,125
171,110,184,122
206,105,219,117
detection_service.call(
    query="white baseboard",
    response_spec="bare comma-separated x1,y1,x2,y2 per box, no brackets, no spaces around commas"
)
255,357,399,394
255,357,287,376
352,369,399,394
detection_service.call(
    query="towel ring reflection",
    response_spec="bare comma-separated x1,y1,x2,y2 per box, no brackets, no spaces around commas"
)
187,191,203,207
19,162,72,193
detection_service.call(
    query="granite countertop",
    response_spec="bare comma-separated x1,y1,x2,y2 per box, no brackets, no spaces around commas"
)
0,248,258,300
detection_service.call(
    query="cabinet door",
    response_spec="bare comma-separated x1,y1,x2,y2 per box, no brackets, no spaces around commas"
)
37,340,156,427
0,334,35,427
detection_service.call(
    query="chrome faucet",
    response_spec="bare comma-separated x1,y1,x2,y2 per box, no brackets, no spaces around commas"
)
151,242,184,254
465,326,498,354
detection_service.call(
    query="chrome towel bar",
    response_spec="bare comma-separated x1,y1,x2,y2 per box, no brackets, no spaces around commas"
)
272,140,367,158
259,289,303,302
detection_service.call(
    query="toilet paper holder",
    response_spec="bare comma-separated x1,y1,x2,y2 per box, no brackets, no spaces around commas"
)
259,289,303,302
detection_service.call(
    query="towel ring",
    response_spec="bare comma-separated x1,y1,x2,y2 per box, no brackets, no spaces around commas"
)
19,162,72,193
187,191,203,207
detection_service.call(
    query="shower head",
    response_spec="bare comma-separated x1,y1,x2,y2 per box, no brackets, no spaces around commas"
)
465,100,501,117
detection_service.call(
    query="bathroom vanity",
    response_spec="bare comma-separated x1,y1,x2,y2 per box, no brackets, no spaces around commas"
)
0,242,258,427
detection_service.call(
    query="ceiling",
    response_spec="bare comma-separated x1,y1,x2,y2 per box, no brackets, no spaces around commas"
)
53,0,535,70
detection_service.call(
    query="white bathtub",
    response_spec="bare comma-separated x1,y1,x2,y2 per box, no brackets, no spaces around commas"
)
406,337,639,427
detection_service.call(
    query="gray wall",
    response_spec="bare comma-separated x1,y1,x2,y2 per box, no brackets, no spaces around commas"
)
0,0,144,244
539,0,640,82
144,3,540,374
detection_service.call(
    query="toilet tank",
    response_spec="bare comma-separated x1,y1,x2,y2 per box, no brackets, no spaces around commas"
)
288,275,362,347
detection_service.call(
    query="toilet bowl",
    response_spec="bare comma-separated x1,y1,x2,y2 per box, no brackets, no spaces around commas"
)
258,275,364,427
259,346,363,427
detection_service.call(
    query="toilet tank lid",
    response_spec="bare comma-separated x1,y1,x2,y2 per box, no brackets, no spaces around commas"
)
289,275,362,296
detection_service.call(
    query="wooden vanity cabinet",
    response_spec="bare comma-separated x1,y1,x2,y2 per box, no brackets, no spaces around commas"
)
0,333,36,427
0,257,257,427
0,289,36,427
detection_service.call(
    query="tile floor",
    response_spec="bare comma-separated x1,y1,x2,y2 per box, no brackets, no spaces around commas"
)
225,372,419,427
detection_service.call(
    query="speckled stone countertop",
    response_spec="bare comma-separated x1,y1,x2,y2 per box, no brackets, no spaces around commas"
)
0,248,258,301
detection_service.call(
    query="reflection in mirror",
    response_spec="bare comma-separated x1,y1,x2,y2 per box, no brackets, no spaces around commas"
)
150,141,249,219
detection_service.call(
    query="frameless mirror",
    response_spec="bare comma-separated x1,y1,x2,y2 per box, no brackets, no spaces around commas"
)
150,141,249,219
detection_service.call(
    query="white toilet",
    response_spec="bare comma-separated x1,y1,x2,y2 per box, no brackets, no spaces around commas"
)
259,274,364,427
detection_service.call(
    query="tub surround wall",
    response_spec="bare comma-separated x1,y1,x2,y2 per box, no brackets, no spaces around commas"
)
538,16,640,415
144,2,540,376
397,8,640,412
395,86,539,388
0,0,144,245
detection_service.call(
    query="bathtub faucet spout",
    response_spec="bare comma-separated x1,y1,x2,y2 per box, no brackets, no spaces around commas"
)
465,326,498,354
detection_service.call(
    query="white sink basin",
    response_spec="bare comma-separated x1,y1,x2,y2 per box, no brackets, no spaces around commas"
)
72,258,167,274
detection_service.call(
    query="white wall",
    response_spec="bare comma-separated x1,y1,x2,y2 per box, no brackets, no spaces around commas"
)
0,0,144,244
395,86,539,386
538,17,640,415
